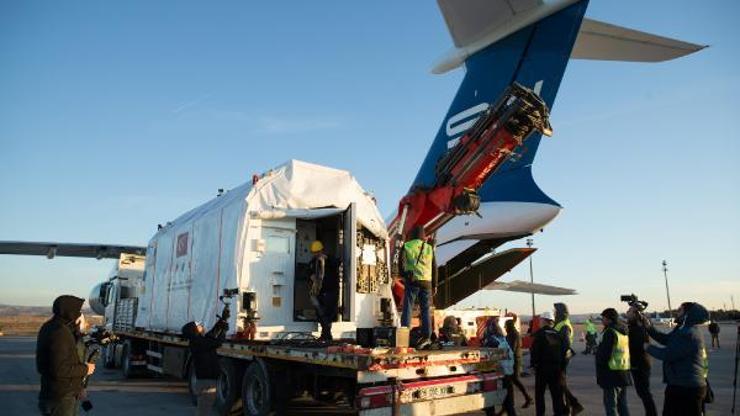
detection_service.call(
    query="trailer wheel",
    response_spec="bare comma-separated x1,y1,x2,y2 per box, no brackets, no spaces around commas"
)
241,360,272,416
187,361,198,406
216,358,244,415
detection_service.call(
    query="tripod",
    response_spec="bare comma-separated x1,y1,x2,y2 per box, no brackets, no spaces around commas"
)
732,322,739,415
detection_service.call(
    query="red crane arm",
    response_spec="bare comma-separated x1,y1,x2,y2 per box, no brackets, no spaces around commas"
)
390,83,553,244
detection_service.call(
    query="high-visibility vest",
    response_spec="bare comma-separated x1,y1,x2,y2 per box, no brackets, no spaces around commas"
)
607,328,631,371
403,239,433,282
700,346,709,378
554,318,574,342
585,320,597,335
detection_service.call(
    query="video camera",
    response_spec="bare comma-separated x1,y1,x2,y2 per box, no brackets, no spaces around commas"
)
217,288,238,321
80,327,117,412
620,293,648,311
83,327,117,348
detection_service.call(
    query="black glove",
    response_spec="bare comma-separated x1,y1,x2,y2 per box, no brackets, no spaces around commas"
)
215,319,229,331
221,305,231,321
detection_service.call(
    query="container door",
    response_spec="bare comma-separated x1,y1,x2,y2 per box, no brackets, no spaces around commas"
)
253,225,295,326
341,203,356,322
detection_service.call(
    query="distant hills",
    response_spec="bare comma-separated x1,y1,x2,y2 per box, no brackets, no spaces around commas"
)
0,304,96,317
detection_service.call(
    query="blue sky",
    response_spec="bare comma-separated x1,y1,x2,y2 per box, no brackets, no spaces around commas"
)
1,1,738,313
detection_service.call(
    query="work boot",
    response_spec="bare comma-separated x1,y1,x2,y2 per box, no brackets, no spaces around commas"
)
416,337,431,350
570,402,584,415
521,396,533,409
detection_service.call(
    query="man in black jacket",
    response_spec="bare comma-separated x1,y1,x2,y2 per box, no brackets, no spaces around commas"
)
708,319,720,349
596,308,632,416
626,306,657,416
645,302,709,416
182,312,229,416
36,295,96,416
530,311,566,416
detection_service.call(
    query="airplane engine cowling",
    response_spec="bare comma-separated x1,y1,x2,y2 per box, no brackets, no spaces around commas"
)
88,283,107,315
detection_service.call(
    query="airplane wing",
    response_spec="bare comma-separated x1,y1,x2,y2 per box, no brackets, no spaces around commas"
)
485,279,577,295
435,247,535,309
437,0,544,48
433,0,705,74
572,18,706,62
0,241,146,259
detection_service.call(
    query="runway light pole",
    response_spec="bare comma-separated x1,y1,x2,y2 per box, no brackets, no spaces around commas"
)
527,238,535,318
662,260,674,318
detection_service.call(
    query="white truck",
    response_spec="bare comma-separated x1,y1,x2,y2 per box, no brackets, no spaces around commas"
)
90,160,512,416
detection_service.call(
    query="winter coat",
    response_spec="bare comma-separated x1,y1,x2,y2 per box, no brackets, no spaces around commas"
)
505,327,523,372
482,333,514,376
595,322,633,388
182,320,227,379
36,295,88,400
646,303,709,388
438,316,467,346
553,303,573,359
530,325,564,372
628,322,651,370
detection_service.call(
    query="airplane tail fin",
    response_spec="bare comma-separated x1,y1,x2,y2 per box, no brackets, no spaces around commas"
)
412,0,590,200
413,0,705,205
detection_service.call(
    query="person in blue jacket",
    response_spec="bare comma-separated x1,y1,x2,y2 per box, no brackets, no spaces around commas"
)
644,301,709,416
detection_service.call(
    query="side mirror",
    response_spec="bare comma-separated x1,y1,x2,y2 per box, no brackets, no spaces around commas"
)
99,283,111,307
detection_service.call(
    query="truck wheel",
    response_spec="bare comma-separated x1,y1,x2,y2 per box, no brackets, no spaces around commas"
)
103,344,115,368
187,361,198,407
122,340,144,378
241,360,273,416
216,358,244,415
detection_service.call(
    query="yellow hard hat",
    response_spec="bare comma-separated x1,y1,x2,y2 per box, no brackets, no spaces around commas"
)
310,240,324,253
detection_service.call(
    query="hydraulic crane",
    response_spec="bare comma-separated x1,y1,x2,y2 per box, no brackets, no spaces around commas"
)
390,83,553,305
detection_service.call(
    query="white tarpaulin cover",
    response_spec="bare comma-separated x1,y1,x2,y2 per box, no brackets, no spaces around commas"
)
135,160,387,334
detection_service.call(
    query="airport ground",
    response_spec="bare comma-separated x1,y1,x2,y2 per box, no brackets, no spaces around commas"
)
0,323,736,415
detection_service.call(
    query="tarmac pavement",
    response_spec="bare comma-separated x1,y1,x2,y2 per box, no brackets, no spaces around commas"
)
1,323,736,415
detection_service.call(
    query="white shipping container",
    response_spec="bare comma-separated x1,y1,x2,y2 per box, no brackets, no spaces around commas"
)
135,160,395,339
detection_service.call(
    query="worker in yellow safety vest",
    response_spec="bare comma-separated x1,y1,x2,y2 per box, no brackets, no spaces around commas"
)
399,225,435,349
553,302,583,414
596,308,632,416
583,318,599,355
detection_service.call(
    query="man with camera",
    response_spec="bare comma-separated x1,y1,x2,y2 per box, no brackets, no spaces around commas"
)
643,301,710,416
36,295,96,416
624,301,658,416
182,308,229,416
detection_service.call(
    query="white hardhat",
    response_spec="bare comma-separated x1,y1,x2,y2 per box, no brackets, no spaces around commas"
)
540,311,554,321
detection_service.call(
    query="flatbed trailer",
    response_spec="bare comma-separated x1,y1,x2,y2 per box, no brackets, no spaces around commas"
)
114,329,509,415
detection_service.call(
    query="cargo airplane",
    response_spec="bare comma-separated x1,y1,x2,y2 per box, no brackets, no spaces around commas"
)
0,0,704,310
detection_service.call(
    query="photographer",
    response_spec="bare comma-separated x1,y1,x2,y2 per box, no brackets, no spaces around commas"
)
36,295,96,416
182,309,229,416
625,305,657,416
644,302,709,416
